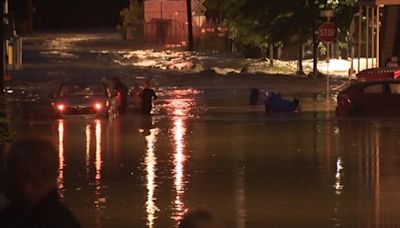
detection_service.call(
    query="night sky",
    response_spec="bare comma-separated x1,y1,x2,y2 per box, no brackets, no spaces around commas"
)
10,0,130,31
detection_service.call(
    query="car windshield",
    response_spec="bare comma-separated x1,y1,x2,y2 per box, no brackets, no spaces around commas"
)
58,83,106,97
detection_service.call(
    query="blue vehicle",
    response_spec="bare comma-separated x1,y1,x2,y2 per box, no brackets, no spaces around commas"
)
265,92,299,112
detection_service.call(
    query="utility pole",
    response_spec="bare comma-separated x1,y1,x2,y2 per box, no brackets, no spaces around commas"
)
186,0,194,51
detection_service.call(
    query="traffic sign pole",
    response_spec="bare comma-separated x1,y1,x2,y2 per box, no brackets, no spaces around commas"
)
318,21,336,102
326,44,330,101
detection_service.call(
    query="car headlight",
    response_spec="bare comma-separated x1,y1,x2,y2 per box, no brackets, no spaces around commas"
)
56,104,65,111
94,102,103,110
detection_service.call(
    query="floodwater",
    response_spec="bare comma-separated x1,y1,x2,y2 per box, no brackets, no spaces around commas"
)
4,32,400,227
7,88,400,228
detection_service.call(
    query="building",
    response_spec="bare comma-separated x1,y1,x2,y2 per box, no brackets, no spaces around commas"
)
357,0,400,69
144,0,205,46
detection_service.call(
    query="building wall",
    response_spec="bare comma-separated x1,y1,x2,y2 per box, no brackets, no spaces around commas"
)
144,0,204,45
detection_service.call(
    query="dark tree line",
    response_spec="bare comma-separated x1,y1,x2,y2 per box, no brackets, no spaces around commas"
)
10,0,130,31
206,0,358,74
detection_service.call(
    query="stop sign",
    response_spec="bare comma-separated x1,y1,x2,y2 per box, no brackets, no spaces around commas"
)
318,22,337,43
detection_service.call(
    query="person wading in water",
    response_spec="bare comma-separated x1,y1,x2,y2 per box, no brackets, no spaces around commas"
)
139,80,157,115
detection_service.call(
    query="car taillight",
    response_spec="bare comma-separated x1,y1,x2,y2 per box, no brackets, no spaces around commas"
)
57,104,65,111
94,102,103,110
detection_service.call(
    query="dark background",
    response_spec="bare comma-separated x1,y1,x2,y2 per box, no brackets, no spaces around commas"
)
10,0,131,31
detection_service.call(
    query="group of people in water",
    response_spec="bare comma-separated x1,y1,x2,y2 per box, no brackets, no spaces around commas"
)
111,77,157,115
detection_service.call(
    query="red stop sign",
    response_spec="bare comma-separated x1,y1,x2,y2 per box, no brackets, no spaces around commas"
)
318,22,337,42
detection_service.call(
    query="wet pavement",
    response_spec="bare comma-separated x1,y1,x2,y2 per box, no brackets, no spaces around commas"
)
3,32,400,227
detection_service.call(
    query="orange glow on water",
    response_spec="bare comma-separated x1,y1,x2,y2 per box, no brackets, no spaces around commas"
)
95,119,102,182
85,124,91,176
174,119,185,193
171,117,187,223
145,127,159,228
94,119,104,227
57,120,65,196
163,89,195,224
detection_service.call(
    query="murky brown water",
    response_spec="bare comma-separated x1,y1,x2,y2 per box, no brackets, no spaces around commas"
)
6,87,400,228
3,32,399,227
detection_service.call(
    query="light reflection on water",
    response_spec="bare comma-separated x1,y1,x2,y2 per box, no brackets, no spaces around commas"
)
58,119,106,226
144,124,159,228
94,119,104,223
18,89,400,227
162,90,195,225
85,124,91,177
333,157,344,195
57,119,65,197
171,118,187,224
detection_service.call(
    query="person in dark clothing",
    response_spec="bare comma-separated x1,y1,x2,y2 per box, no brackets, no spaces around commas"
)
113,76,129,113
0,139,81,228
139,80,157,115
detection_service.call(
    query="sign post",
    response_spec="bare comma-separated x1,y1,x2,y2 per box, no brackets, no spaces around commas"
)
318,14,337,101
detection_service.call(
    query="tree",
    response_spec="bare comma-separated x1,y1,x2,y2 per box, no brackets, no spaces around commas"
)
118,0,144,40
206,0,358,75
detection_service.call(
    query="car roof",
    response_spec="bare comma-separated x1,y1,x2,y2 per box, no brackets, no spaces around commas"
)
342,80,400,92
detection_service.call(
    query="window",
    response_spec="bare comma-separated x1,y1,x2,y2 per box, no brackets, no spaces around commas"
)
389,83,400,94
363,84,383,94
58,84,106,97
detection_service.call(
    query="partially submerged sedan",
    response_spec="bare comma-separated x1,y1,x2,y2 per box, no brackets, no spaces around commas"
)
336,80,400,117
51,82,118,118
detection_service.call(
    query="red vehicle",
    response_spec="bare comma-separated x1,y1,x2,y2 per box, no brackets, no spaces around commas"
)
356,68,400,81
336,80,400,116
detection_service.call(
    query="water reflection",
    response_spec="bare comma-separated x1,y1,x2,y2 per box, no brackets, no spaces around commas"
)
43,87,400,227
236,167,246,228
57,120,65,197
94,119,104,227
166,94,193,224
95,120,102,182
144,120,159,228
85,124,91,177
373,126,381,228
334,157,344,195
171,118,186,224
162,88,201,117
57,119,106,226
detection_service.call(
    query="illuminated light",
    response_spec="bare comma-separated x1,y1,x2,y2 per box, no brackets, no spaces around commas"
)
94,102,103,111
57,104,65,111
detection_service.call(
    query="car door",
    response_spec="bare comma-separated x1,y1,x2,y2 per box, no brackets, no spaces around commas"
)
358,82,388,116
387,81,400,115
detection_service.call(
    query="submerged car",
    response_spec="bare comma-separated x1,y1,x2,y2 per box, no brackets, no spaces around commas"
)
51,82,118,118
336,80,400,117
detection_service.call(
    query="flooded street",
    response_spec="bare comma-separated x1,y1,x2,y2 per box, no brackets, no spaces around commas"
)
4,32,400,227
